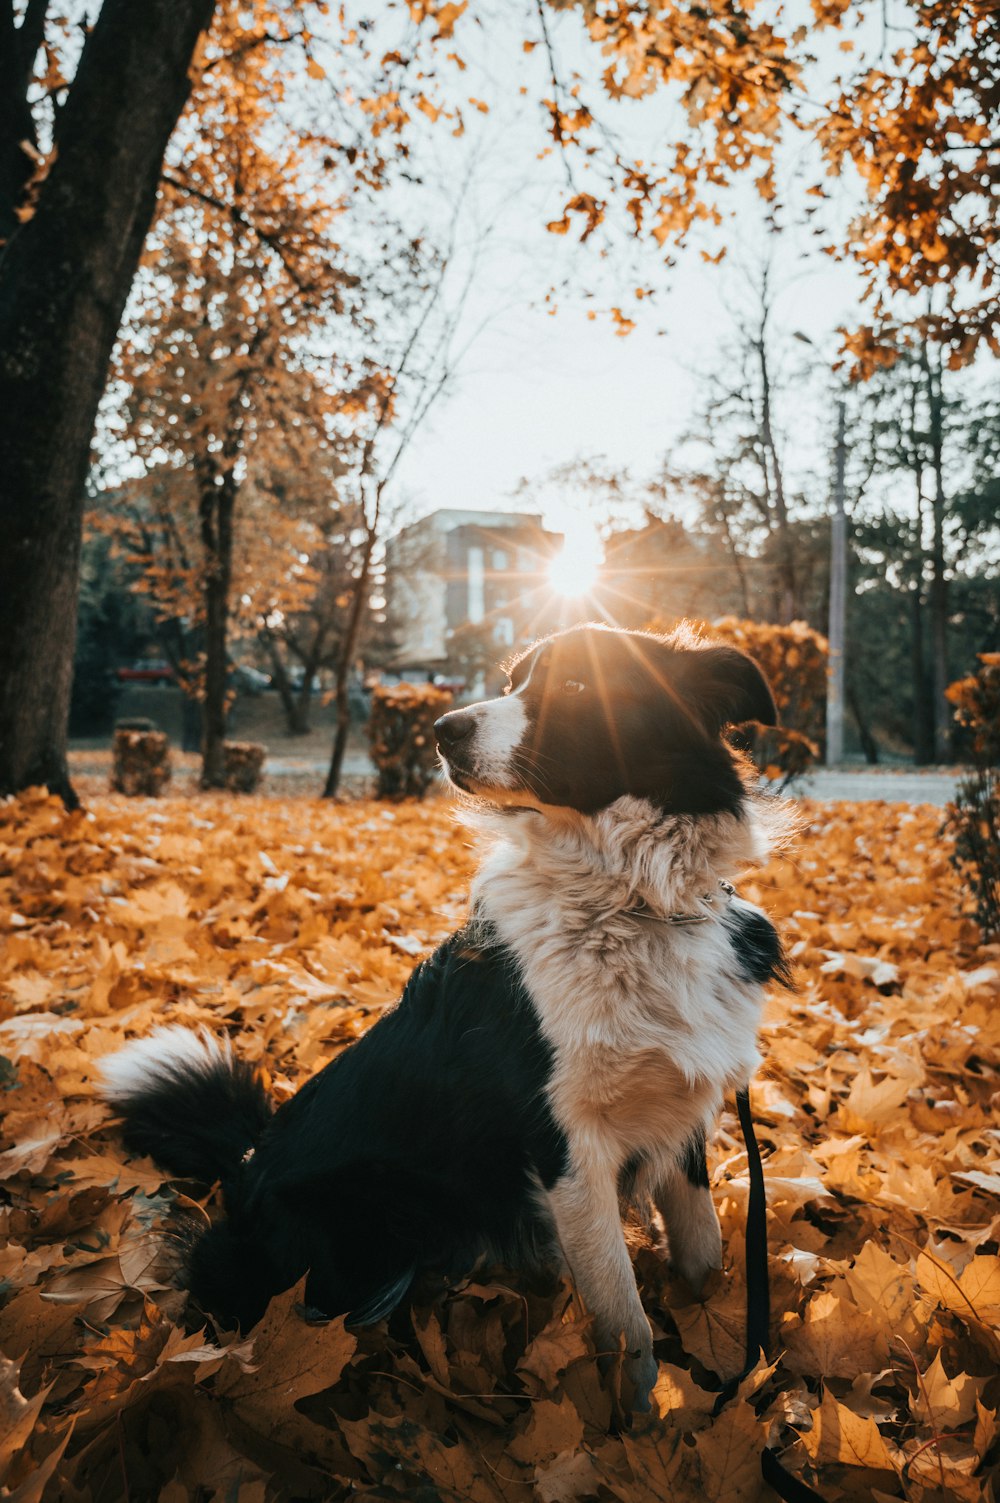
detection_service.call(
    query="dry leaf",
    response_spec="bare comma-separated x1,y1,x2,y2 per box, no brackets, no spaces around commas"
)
2,791,998,1499
799,1388,897,1472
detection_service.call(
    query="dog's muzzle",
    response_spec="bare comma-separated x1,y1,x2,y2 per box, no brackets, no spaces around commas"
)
434,711,475,755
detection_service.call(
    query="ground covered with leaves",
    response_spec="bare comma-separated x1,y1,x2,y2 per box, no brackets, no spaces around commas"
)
1,788,999,1502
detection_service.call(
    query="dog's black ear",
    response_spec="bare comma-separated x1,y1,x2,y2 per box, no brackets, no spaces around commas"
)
682,646,778,732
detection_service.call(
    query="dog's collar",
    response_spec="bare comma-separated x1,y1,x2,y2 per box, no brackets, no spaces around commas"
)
626,878,735,927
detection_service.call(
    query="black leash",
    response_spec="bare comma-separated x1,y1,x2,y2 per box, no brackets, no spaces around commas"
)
712,1085,824,1503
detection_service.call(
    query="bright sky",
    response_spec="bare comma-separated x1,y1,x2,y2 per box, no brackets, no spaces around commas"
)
382,1,868,539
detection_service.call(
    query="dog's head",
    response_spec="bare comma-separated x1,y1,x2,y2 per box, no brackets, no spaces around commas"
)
434,624,777,817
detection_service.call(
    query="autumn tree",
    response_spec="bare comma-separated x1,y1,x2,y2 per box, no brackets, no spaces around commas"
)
256,523,354,740
106,187,353,783
443,620,506,695
524,0,1000,369
251,201,482,755
822,0,1000,369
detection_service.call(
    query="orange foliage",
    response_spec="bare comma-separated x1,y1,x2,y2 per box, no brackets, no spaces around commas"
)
2,788,999,1498
648,617,828,783
945,654,1000,938
946,654,1000,767
368,684,454,800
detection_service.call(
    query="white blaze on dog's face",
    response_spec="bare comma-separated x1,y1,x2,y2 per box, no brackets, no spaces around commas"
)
434,624,777,818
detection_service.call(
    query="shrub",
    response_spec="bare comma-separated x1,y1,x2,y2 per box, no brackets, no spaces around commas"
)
646,616,828,786
368,683,453,800
110,728,171,797
223,742,267,794
943,654,1000,937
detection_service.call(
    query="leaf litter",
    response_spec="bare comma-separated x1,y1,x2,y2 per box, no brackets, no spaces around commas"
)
1,786,999,1500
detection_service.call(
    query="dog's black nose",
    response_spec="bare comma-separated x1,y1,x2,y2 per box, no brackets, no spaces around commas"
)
435,712,475,749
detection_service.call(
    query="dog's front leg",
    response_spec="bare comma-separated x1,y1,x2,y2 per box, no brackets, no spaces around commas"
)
546,1161,657,1409
652,1131,723,1294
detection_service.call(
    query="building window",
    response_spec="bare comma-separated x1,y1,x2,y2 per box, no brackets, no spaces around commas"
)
492,549,508,571
494,617,514,647
467,546,485,623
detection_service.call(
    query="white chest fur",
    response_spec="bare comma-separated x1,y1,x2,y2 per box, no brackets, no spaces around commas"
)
470,796,781,1172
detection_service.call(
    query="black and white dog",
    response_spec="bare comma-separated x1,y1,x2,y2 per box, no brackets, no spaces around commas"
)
101,623,789,1407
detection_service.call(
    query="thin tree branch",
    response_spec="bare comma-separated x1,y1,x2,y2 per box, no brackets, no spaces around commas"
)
534,0,577,193
160,169,342,299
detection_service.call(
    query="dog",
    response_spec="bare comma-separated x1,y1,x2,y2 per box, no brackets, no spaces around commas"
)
101,622,790,1408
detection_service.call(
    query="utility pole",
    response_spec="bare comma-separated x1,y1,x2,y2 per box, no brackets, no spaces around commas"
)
827,399,847,766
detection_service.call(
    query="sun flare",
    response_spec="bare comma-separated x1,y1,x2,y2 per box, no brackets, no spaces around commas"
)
547,524,602,598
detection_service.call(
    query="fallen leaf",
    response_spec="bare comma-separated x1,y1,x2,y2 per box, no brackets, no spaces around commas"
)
799,1388,897,1471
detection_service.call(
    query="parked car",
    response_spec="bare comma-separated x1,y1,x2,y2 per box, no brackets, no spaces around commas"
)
229,664,270,696
432,675,467,696
285,666,321,693
115,658,175,684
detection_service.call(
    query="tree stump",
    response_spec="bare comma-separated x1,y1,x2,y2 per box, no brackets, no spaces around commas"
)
223,741,266,793
111,728,171,796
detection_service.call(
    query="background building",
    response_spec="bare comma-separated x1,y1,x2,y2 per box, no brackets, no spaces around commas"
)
386,509,562,684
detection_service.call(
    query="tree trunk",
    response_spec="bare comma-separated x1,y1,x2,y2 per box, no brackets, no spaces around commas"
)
157,616,203,752
716,496,753,619
262,633,310,736
905,380,935,766
0,0,215,806
923,346,951,762
757,336,797,624
294,675,316,737
847,683,879,764
909,588,934,764
181,694,203,755
200,480,235,788
323,531,375,799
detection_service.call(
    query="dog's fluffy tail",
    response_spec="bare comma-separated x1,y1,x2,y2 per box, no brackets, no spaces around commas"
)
100,1026,273,1185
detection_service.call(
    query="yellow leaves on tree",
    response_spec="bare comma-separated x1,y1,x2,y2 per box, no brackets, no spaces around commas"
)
431,0,999,369
1,787,999,1498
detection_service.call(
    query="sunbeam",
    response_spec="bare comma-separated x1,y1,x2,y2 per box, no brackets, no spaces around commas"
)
547,524,602,599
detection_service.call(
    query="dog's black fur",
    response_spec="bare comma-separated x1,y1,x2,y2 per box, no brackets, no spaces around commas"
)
117,927,569,1331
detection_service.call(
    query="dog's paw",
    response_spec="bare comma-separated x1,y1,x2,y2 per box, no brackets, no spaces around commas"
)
623,1349,659,1413
669,1210,723,1296
670,1254,723,1300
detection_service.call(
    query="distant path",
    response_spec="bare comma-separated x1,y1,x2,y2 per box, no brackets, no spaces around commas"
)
795,768,961,807
262,754,373,777
224,760,968,805
258,760,964,804
70,747,964,805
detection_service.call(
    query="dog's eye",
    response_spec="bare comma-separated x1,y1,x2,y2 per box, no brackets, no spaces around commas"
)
562,679,586,695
